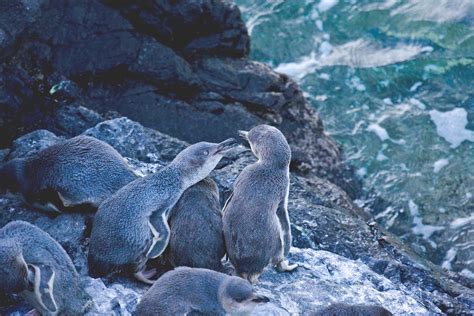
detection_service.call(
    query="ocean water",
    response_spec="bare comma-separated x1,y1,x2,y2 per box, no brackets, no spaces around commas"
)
235,0,474,278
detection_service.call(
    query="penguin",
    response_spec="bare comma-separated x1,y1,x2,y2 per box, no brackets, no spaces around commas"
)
133,267,269,315
166,177,225,271
0,220,93,315
311,303,393,316
223,125,297,284
0,135,137,213
88,138,238,283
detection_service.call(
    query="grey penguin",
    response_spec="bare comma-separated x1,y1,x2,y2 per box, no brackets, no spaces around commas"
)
0,135,137,213
133,267,269,315
0,220,93,315
222,124,297,284
311,303,393,316
165,177,225,271
88,138,238,283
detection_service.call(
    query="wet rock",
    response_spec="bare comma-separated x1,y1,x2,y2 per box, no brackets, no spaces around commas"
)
1,119,473,315
252,248,431,315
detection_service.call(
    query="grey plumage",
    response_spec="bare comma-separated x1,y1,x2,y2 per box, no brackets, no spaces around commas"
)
134,267,269,316
0,221,92,315
223,125,296,284
166,177,225,271
88,139,237,282
311,303,393,316
0,135,136,212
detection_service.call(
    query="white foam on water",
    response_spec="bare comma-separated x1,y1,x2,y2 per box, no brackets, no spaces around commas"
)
367,123,390,141
409,98,426,110
408,200,444,239
356,167,367,178
429,108,474,148
274,39,432,81
242,1,284,36
391,0,474,23
433,158,449,173
442,248,457,270
318,0,339,12
450,213,474,229
460,269,474,279
410,82,422,92
274,52,318,81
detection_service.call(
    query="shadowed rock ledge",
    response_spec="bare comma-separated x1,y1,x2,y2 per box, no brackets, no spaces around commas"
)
0,0,358,196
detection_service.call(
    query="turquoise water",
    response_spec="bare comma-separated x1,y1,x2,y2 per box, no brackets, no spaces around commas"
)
235,0,474,278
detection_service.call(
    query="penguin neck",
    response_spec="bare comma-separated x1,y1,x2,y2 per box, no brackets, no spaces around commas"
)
156,163,187,191
257,157,290,171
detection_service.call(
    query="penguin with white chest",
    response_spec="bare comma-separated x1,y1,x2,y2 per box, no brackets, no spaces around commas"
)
223,125,297,284
0,221,92,315
88,138,238,283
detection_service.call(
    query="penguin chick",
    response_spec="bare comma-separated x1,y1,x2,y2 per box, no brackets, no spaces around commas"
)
88,139,238,283
134,267,269,315
166,177,225,271
0,135,137,213
223,125,297,284
311,303,393,316
0,221,92,315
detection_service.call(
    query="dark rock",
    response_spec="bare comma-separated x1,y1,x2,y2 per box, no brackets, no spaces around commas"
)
7,129,63,160
82,117,186,163
102,0,250,58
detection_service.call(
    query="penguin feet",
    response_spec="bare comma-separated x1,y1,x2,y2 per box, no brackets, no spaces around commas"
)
276,260,298,272
134,268,158,285
241,272,261,285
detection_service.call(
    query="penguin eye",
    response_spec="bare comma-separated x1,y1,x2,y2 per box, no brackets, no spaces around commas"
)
203,150,209,156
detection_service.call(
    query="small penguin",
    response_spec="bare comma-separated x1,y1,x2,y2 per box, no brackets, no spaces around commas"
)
134,267,269,315
166,177,225,271
88,138,238,283
311,303,393,316
223,125,297,284
0,135,137,213
0,221,92,315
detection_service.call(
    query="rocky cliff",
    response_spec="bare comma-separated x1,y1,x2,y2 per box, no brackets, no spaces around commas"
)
0,0,472,315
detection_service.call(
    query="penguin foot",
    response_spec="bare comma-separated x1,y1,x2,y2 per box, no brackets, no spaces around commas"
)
276,260,298,272
241,272,261,285
134,269,157,285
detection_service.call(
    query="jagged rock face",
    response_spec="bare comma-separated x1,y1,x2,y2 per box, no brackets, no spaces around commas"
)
0,117,472,315
0,0,359,195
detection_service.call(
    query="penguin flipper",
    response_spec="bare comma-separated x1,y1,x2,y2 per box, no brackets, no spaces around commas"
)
146,211,171,259
221,191,233,214
28,264,58,313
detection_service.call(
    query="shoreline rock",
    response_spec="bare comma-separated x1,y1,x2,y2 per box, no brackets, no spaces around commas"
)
0,117,472,315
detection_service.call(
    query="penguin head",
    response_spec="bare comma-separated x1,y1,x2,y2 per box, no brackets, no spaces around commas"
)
239,125,291,167
0,238,29,293
172,138,238,187
219,276,270,314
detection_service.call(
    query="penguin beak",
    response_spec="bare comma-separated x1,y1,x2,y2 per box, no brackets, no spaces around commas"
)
214,138,238,154
238,130,249,142
251,294,270,303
